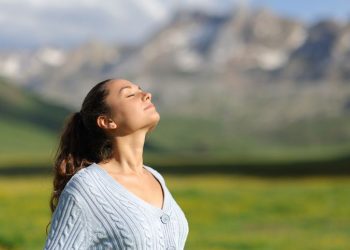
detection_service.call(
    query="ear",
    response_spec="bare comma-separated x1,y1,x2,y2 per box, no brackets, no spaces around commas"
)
96,115,118,129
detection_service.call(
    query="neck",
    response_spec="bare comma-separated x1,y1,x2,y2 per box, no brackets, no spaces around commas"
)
101,130,146,175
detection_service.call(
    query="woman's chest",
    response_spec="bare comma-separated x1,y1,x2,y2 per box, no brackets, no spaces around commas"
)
85,186,189,250
109,173,165,210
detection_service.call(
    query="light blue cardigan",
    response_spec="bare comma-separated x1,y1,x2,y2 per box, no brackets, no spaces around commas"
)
44,163,189,250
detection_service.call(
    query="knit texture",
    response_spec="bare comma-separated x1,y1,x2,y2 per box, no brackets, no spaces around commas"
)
44,163,189,250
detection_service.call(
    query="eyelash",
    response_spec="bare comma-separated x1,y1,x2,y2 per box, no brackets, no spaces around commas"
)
127,94,135,97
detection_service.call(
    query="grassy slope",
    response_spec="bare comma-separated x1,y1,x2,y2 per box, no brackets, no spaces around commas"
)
0,117,58,167
0,77,71,131
0,78,71,167
146,114,350,166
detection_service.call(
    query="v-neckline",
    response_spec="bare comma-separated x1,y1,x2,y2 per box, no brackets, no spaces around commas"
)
92,162,168,212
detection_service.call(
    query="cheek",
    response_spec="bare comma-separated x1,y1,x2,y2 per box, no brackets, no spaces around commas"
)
115,102,144,124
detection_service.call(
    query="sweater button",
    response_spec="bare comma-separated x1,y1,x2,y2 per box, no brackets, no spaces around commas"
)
166,246,176,250
160,214,170,224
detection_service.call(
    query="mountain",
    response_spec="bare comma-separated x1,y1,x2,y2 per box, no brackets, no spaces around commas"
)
1,7,348,105
276,20,350,82
0,6,349,123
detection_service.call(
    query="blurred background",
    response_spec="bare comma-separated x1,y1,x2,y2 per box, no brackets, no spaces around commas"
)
0,0,350,249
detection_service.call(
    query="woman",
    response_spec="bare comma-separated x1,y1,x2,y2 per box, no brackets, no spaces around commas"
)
44,78,189,250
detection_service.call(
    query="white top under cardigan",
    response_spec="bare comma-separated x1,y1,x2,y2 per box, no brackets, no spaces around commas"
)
43,163,189,250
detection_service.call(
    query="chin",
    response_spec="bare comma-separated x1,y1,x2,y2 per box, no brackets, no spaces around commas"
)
147,113,160,133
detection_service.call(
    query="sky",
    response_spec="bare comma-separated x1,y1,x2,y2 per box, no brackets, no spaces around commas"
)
250,0,350,23
0,0,177,48
0,0,349,49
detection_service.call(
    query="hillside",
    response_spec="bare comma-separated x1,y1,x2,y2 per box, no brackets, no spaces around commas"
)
0,77,72,131
0,77,72,167
0,76,350,170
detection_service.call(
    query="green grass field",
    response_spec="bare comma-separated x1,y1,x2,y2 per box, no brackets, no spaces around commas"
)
0,174,349,250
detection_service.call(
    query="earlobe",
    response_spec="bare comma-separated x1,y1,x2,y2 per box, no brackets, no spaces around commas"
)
97,115,118,130
108,117,118,129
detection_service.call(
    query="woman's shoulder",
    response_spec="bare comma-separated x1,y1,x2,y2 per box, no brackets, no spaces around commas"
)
143,164,166,183
62,163,99,198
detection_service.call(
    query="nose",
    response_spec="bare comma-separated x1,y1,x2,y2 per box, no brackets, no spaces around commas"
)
143,91,152,101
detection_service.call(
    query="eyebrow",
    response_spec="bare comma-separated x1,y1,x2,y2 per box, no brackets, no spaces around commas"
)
119,85,142,94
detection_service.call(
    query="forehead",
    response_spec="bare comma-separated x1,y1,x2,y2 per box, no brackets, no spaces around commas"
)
108,79,136,91
105,79,140,105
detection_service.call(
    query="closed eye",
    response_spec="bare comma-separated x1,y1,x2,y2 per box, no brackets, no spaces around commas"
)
127,90,143,98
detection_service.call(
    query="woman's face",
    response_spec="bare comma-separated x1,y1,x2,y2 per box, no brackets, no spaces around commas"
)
103,79,160,134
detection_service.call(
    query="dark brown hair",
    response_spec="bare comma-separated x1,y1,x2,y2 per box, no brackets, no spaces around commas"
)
46,79,114,235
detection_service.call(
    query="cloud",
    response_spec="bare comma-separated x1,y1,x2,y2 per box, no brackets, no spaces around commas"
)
181,0,243,15
0,0,241,49
0,0,173,48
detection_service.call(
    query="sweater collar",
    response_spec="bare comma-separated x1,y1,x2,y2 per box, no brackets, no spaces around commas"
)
90,162,169,213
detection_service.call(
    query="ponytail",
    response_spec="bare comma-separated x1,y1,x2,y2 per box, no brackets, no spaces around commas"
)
46,78,114,236
50,112,91,208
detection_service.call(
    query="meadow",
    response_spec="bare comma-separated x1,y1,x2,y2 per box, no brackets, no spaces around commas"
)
0,173,349,250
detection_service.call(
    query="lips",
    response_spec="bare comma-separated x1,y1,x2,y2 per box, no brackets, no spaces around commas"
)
144,103,155,110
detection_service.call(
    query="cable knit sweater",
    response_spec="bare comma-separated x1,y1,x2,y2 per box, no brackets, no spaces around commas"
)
43,163,189,250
